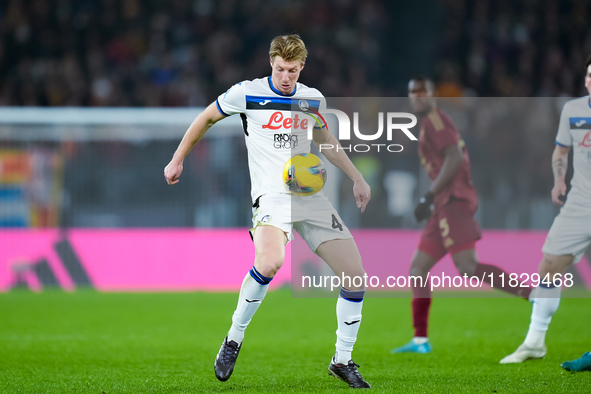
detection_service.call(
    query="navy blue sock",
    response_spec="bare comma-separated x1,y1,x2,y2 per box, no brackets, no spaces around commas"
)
249,266,273,285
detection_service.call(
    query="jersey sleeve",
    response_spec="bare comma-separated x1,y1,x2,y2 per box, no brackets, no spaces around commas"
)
216,82,247,117
314,95,327,130
555,101,572,147
426,110,460,153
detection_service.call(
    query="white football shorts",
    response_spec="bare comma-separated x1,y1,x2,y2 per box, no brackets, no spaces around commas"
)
250,192,353,252
541,203,591,263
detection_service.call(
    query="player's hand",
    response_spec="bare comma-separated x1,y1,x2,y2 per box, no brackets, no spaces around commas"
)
551,181,567,206
414,191,434,222
164,159,183,185
353,178,371,213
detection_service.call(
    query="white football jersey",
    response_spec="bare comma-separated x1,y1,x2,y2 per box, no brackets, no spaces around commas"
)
216,77,325,202
555,96,591,209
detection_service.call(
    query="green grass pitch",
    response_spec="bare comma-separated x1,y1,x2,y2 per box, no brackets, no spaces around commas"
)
1,289,590,393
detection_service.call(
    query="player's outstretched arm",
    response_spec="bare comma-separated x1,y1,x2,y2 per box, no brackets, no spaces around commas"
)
164,102,226,185
551,144,571,205
312,127,371,212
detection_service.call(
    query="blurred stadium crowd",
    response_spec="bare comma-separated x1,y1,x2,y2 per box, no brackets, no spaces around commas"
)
1,0,590,229
0,0,388,106
437,0,591,97
2,0,590,106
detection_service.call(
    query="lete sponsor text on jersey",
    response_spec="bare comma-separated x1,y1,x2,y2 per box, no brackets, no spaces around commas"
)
263,111,310,130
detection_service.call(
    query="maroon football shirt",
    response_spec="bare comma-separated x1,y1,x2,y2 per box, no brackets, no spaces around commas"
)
417,107,478,209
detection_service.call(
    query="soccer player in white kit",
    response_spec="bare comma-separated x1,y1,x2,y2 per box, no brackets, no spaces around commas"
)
500,56,591,364
164,35,372,388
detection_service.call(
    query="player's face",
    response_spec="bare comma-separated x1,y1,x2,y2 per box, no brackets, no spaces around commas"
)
408,80,434,114
270,56,304,95
585,64,591,96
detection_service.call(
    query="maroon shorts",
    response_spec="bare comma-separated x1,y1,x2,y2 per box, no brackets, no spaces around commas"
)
418,198,482,260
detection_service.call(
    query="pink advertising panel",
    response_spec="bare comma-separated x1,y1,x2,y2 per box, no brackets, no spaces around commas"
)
0,229,291,291
291,230,591,293
1,229,590,292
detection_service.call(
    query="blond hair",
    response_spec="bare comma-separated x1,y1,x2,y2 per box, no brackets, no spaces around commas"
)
269,34,307,64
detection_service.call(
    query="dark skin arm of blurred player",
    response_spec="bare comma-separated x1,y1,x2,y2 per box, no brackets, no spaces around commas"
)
415,143,463,222
429,143,463,196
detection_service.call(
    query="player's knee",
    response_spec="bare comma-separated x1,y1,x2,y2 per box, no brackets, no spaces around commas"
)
409,264,429,278
451,251,478,276
452,257,477,276
538,261,554,278
343,268,366,290
455,263,476,277
255,249,285,277
538,254,571,277
256,261,283,277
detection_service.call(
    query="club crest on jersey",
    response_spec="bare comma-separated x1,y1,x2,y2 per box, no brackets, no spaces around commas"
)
298,100,309,112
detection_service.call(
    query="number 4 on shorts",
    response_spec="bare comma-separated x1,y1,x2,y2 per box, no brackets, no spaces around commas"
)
331,214,343,231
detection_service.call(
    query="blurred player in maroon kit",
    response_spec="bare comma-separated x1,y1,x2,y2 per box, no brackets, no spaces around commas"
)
391,77,532,353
